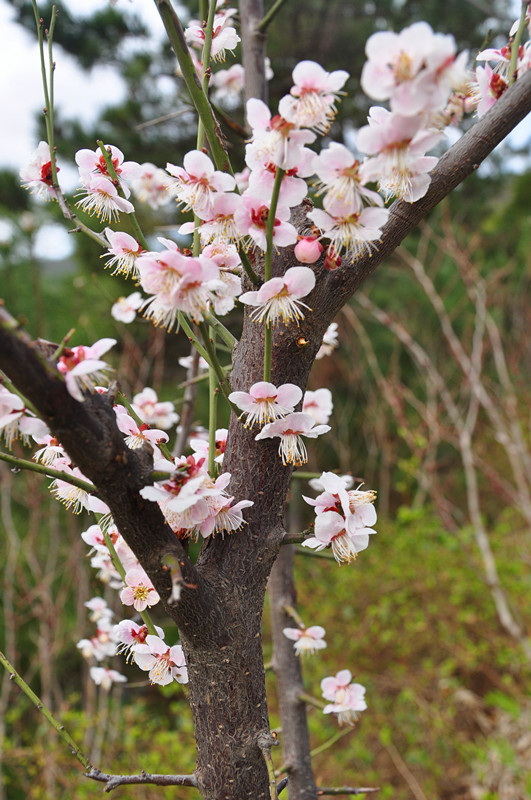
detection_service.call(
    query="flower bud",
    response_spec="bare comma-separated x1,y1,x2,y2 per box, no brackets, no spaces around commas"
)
294,236,323,264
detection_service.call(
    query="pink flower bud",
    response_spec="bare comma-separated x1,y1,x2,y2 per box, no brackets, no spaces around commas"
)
294,236,323,264
324,246,342,271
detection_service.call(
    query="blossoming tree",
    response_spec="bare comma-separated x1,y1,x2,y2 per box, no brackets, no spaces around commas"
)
1,1,531,798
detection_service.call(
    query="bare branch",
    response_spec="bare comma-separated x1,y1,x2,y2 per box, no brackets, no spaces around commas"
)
85,767,198,792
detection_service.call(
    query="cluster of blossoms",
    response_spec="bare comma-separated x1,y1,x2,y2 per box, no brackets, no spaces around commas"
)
139,453,253,540
228,381,332,466
281,621,367,726
302,471,377,564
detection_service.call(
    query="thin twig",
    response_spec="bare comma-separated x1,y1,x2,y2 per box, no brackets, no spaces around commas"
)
85,767,197,792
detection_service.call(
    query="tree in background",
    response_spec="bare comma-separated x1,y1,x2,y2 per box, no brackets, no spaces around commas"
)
1,1,531,799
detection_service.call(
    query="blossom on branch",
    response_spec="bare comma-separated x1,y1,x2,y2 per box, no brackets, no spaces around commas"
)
255,412,330,466
283,625,327,655
229,382,303,428
239,267,315,326
321,670,367,725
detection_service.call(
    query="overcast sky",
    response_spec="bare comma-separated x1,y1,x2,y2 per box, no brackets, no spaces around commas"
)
1,0,529,257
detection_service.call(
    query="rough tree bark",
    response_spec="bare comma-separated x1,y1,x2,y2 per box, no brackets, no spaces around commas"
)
0,48,530,800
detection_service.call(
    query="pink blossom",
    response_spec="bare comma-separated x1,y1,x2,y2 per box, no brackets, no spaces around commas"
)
294,236,323,264
185,17,240,62
111,292,143,323
132,388,179,430
361,22,467,117
239,266,315,327
85,597,113,623
279,61,349,134
89,667,127,691
316,322,338,359
248,165,309,210
75,144,141,196
50,463,109,515
229,382,303,428
357,107,442,202
308,198,389,261
301,508,376,564
190,427,228,464
211,63,245,106
32,434,66,466
133,635,188,686
166,150,235,216
103,229,145,278
19,141,58,200
193,495,254,539
57,338,116,401
185,192,243,246
235,192,298,250
115,410,169,452
0,387,48,449
321,670,367,725
245,98,316,171
302,388,333,425
283,625,327,655
120,568,160,612
75,174,135,223
113,619,165,660
312,142,383,210
473,64,508,118
131,162,172,209
255,411,330,466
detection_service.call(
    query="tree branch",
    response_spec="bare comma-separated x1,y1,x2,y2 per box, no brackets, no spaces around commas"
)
0,305,212,631
85,767,198,792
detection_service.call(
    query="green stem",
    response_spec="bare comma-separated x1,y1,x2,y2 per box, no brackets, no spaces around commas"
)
96,141,149,250
51,327,76,360
0,650,92,770
154,0,232,173
198,322,235,408
208,330,218,475
205,313,237,351
0,450,96,493
100,522,158,636
263,168,284,382
257,0,290,32
310,727,353,758
32,2,58,187
239,248,261,285
264,327,272,382
178,315,211,363
509,2,529,85
264,167,285,283
299,692,327,711
290,471,321,480
284,604,305,628
0,372,39,416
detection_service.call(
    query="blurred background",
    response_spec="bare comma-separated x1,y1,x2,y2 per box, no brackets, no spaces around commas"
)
1,1,531,798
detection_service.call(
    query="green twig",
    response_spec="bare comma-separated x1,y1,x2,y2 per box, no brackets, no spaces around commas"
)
310,727,354,758
51,327,76,360
299,692,327,711
0,650,92,770
509,2,530,85
205,313,237,351
154,0,232,173
283,604,305,628
263,168,284,381
198,321,236,408
0,371,39,417
208,330,218,475
257,0,290,32
0,450,97,493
